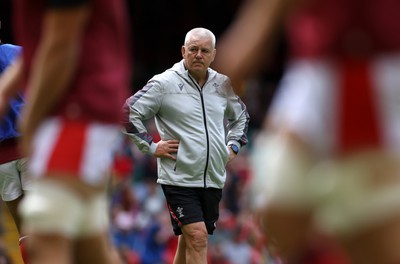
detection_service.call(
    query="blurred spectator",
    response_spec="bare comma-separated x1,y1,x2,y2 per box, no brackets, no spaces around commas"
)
221,224,253,264
111,180,148,254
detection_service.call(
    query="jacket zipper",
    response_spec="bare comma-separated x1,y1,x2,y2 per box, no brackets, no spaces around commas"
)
189,75,210,188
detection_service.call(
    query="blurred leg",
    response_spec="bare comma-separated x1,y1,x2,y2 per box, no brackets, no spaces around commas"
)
5,196,23,234
28,234,72,264
344,215,400,264
261,207,315,263
74,232,114,264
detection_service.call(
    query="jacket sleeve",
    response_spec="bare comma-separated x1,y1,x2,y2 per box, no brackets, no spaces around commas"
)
225,80,250,150
121,80,162,155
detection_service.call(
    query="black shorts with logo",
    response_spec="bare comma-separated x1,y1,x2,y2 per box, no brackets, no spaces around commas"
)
161,184,222,236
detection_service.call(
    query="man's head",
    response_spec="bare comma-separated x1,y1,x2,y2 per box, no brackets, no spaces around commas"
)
182,28,216,79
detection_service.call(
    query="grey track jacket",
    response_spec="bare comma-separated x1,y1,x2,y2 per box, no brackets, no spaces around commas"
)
122,60,250,189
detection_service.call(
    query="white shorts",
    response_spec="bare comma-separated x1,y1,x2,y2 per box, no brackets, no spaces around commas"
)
19,180,109,238
0,158,32,201
29,117,120,186
252,135,400,236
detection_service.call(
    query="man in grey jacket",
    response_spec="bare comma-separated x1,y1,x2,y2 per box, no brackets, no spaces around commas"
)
123,27,249,264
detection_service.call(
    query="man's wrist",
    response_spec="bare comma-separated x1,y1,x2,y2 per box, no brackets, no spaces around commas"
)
228,144,239,155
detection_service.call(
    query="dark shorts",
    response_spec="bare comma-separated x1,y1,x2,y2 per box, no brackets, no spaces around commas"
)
161,184,222,236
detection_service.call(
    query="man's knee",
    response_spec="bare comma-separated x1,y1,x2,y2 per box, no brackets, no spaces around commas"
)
183,223,208,250
191,230,208,250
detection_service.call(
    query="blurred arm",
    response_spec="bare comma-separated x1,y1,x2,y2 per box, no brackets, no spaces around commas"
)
214,0,295,84
0,56,24,117
20,4,90,153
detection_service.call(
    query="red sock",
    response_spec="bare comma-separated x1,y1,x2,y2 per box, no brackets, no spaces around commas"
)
18,236,29,264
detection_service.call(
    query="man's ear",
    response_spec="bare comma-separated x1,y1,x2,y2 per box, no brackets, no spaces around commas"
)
212,48,217,61
181,46,186,58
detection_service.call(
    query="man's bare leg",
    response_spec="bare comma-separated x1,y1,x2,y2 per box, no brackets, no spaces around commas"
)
173,235,186,264
179,222,208,264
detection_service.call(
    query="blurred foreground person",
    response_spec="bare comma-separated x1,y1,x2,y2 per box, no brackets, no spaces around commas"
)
0,0,131,263
215,0,400,263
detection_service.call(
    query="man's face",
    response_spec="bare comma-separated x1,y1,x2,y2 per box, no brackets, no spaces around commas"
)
182,36,216,76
